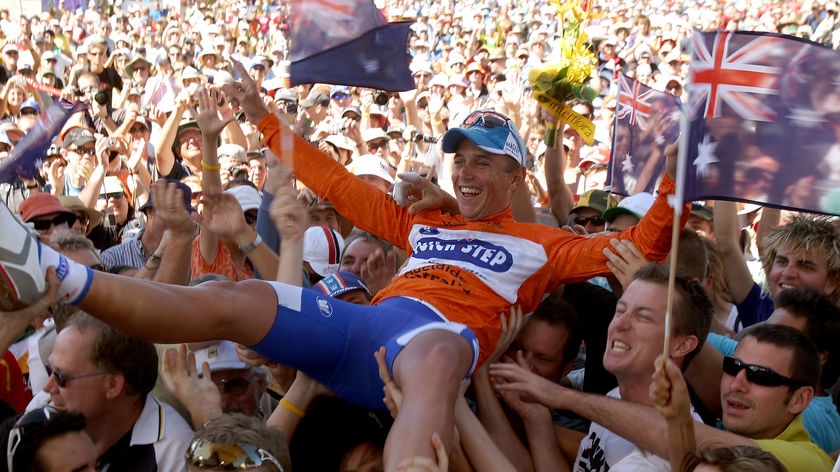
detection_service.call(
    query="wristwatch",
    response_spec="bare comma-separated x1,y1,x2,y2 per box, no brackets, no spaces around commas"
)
239,234,263,254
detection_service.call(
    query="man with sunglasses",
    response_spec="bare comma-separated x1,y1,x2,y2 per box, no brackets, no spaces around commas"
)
56,127,98,197
17,193,76,244
568,188,617,234
686,286,840,453
0,66,684,471
189,340,270,419
31,312,193,472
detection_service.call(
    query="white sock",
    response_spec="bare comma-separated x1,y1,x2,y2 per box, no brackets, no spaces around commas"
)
38,243,93,305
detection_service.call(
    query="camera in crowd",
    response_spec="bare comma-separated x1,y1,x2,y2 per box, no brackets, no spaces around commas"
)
281,101,298,115
374,90,390,106
411,131,437,144
74,87,109,106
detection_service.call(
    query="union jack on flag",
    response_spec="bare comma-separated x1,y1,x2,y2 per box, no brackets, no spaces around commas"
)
608,73,681,196
616,74,655,129
682,30,840,217
688,31,787,122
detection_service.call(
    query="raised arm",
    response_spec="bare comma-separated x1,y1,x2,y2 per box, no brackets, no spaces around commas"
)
713,201,755,303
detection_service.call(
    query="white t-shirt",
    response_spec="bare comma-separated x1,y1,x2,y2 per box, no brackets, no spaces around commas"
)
574,387,700,471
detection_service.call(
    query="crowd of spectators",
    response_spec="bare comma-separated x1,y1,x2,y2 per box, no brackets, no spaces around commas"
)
2,0,840,470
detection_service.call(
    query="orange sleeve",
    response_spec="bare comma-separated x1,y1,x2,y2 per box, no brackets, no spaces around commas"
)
258,113,416,250
190,237,254,282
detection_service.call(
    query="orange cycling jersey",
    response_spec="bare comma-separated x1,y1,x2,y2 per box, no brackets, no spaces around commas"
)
259,114,685,366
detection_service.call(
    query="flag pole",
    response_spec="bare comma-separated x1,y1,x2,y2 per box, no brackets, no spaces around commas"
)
664,111,691,359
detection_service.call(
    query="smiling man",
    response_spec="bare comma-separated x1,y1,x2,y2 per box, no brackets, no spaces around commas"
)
0,72,685,471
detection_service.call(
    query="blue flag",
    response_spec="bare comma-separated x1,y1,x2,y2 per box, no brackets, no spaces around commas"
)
0,101,87,184
683,30,840,216
608,73,682,196
289,0,414,91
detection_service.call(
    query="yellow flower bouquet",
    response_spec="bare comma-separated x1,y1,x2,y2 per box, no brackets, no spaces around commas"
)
529,0,598,147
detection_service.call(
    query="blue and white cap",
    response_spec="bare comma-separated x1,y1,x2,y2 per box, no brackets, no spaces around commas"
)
441,110,527,166
314,271,371,299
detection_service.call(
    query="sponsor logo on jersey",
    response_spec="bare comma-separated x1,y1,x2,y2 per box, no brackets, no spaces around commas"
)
413,237,513,272
316,297,333,317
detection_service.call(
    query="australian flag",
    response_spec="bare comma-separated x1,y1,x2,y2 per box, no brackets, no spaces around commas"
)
289,0,415,91
609,73,681,196
683,30,840,216
0,101,87,184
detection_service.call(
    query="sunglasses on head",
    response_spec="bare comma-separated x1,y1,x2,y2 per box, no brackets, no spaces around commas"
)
572,215,605,227
186,439,286,471
7,406,58,472
462,110,511,130
45,362,106,388
722,356,807,388
32,213,76,231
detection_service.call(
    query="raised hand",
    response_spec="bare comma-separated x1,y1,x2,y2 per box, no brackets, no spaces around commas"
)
221,59,270,124
197,192,250,240
149,180,196,235
375,346,402,418
489,352,567,410
603,238,650,291
195,86,233,139
394,172,459,215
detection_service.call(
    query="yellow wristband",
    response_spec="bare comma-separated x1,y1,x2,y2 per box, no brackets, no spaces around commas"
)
280,398,304,418
432,119,442,126
201,160,221,171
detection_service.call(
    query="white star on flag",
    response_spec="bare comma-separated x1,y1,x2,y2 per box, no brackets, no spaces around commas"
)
693,134,719,179
621,153,634,174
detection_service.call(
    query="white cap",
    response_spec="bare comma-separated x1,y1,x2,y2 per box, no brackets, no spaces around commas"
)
191,341,250,372
303,225,345,277
224,185,261,212
352,154,394,184
602,192,655,222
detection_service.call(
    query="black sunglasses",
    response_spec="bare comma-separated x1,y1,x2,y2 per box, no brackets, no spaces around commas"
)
45,362,106,388
32,213,76,231
215,377,251,396
367,140,387,151
100,192,125,200
722,356,807,388
572,215,606,227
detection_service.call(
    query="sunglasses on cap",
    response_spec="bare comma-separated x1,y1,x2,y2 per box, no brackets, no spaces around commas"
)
571,215,605,227
331,92,350,101
45,361,106,388
722,356,807,388
461,110,512,130
186,439,286,471
6,406,59,472
32,213,76,231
